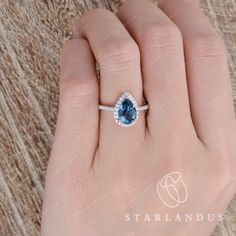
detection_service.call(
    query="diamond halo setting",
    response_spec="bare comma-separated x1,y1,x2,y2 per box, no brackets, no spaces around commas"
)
98,92,148,128
113,92,139,128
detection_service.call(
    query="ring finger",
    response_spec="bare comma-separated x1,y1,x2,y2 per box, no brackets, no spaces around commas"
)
73,9,145,160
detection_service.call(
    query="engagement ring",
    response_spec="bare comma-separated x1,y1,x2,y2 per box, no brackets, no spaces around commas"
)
99,92,149,128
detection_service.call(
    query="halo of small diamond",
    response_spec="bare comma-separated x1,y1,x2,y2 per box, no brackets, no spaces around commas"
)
113,92,139,128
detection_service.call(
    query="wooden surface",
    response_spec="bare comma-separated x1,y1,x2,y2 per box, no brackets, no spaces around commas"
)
0,0,236,235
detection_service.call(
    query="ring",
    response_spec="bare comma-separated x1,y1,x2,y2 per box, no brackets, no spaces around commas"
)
99,92,149,128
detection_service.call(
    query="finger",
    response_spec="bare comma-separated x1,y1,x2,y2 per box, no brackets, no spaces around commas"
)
159,0,235,146
41,38,99,235
117,0,195,141
73,9,145,159
51,38,99,172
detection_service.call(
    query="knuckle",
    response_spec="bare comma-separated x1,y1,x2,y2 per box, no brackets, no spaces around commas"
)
214,153,235,188
140,23,182,49
61,38,77,54
80,8,112,21
217,167,233,189
98,38,140,66
59,74,97,105
189,33,226,59
73,8,113,34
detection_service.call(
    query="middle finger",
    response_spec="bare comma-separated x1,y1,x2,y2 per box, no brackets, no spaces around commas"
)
117,0,195,142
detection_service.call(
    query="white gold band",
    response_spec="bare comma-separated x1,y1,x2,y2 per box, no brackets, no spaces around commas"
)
99,104,149,112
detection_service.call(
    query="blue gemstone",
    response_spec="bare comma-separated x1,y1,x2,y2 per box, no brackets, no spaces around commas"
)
118,98,137,125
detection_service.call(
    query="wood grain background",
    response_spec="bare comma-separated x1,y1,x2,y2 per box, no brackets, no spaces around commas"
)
0,0,236,235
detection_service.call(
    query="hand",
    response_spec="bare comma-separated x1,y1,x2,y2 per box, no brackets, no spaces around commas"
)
41,0,236,235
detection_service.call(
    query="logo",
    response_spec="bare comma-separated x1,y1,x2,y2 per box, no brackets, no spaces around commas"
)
157,171,188,208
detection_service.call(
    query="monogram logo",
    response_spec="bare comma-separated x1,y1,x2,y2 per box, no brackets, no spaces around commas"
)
157,172,188,208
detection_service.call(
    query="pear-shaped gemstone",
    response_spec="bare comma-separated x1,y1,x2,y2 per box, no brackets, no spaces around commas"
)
117,98,137,125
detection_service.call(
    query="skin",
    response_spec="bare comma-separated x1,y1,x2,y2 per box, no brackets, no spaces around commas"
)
41,0,236,235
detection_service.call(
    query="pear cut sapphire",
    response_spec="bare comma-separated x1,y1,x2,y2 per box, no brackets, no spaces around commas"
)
117,98,137,125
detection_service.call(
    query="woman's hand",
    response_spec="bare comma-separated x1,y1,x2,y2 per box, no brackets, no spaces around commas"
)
41,0,236,235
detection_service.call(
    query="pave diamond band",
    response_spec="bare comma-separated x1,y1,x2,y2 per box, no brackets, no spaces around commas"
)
98,92,149,128
98,104,149,112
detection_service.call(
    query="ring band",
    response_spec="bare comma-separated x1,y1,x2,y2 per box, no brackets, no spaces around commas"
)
99,104,149,112
99,92,149,128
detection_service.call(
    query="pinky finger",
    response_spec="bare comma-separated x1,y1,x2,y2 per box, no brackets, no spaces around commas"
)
54,38,99,171
41,38,99,235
